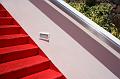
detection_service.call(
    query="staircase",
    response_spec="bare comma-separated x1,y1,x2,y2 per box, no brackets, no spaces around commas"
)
0,4,65,79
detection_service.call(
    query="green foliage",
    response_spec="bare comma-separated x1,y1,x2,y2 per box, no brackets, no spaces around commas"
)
69,3,88,13
64,0,86,3
85,0,95,6
84,3,112,29
67,1,120,39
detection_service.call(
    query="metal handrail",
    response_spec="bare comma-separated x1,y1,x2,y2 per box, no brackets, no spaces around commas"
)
50,0,120,53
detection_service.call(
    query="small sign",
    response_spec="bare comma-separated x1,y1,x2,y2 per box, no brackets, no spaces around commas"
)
40,32,50,41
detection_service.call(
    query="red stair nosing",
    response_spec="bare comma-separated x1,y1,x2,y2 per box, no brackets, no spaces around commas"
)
0,25,20,28
0,34,28,39
0,55,50,79
22,69,64,79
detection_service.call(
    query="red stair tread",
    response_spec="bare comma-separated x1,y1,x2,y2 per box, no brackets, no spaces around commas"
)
0,34,28,40
0,44,38,55
22,69,63,79
0,55,49,75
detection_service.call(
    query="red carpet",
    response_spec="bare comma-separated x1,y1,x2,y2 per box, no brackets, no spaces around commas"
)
0,4,66,79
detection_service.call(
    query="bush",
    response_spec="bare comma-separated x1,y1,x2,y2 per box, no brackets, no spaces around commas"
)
84,3,112,29
64,0,86,3
66,0,120,39
85,0,95,6
69,3,88,13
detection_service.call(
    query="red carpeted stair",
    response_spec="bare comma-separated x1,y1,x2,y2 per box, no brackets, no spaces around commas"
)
0,4,66,79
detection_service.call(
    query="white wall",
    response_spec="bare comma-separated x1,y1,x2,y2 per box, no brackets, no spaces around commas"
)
1,0,119,79
0,0,2,3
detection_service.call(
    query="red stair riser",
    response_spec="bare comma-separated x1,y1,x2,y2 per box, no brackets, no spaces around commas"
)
0,36,29,47
0,61,50,79
0,17,15,25
0,27,20,35
0,6,5,10
56,76,67,79
22,69,63,79
0,48,39,63
12,20,19,25
0,11,11,17
19,29,29,36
